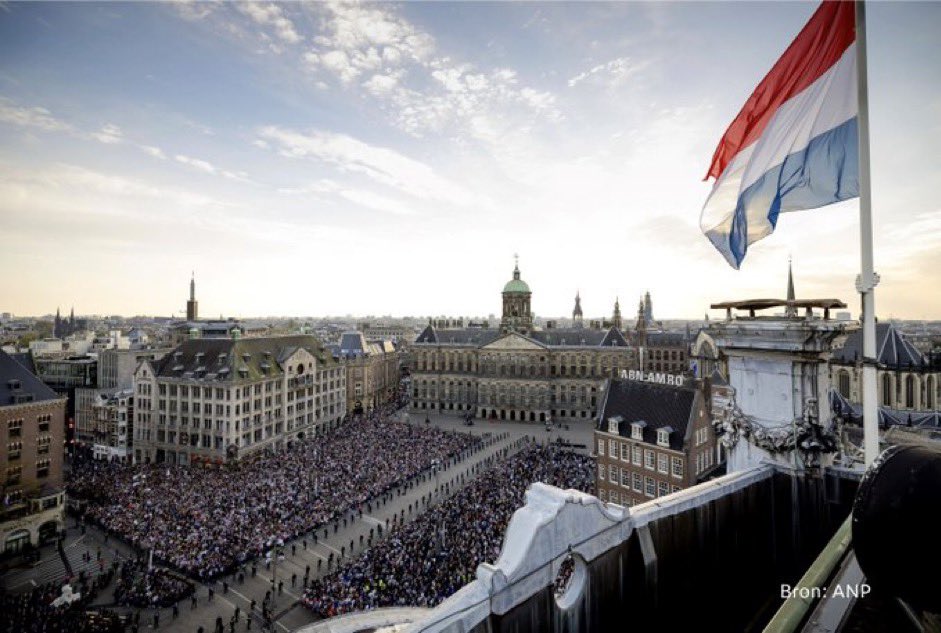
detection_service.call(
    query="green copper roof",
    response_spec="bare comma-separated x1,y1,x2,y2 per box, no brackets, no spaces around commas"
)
503,278,531,293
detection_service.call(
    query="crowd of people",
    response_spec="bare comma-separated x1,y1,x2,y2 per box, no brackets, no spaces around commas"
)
112,559,194,608
0,575,124,633
67,404,481,580
302,442,596,617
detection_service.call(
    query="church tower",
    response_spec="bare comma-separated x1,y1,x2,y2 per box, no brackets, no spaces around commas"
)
612,297,622,330
785,257,797,318
635,296,648,347
643,290,653,322
500,255,533,335
572,291,584,329
186,272,199,321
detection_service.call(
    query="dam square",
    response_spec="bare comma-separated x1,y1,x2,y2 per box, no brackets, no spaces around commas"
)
1,2,939,633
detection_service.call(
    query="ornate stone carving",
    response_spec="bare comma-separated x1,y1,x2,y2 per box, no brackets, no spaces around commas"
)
712,389,838,466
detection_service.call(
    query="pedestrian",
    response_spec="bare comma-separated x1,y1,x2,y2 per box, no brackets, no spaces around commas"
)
291,544,296,556
277,580,283,595
208,587,214,602
172,603,179,619
191,594,198,610
302,539,307,550
291,573,296,588
223,580,228,594
153,610,160,630
234,606,240,622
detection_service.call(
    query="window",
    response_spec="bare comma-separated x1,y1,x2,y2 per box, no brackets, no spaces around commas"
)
632,445,641,465
598,464,606,481
621,469,630,487
882,373,892,406
6,465,22,484
658,453,668,474
597,438,605,456
658,481,669,497
7,419,23,438
645,449,655,470
632,472,642,492
37,414,51,433
7,442,22,460
644,476,655,497
631,422,645,440
671,457,684,479
37,437,51,456
609,439,617,457
657,428,670,447
36,459,50,479
620,443,629,461
838,371,851,398
599,489,607,502
609,465,618,483
905,375,915,409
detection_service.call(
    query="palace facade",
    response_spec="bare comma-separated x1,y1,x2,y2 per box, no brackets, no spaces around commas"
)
409,260,690,423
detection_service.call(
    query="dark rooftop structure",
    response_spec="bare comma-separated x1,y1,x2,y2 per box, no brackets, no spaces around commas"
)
0,349,58,406
596,378,697,451
832,321,925,368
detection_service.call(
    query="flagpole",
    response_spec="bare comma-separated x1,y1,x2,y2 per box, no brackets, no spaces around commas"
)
855,0,879,466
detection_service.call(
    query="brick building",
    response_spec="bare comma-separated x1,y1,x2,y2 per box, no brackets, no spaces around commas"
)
0,350,67,554
594,374,720,506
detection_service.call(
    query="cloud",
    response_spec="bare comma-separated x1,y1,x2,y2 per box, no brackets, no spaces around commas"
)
337,188,415,216
568,56,651,88
172,0,217,22
0,163,223,209
90,123,123,144
237,2,301,45
174,153,250,182
0,97,73,132
258,125,474,206
140,145,167,159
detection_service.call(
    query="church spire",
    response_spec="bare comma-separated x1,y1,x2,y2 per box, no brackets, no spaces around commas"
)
785,257,797,317
573,290,583,328
612,296,622,330
186,271,199,321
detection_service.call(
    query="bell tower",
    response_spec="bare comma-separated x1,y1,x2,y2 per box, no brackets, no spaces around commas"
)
500,255,533,335
186,272,199,321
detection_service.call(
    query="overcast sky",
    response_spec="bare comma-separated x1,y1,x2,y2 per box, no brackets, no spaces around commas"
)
1,1,938,320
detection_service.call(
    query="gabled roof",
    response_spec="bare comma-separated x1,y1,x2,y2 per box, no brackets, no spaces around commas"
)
833,322,924,368
599,328,629,348
0,349,59,406
597,378,697,451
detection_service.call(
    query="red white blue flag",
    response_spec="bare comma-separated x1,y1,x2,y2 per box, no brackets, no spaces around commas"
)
701,1,859,268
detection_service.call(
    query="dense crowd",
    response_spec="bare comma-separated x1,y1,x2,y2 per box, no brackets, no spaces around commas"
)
0,576,124,633
113,559,194,608
302,442,596,617
67,404,480,580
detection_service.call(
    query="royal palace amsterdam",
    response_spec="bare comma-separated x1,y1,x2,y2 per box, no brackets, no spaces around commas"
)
409,260,690,423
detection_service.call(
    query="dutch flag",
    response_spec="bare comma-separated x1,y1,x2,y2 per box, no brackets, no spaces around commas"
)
701,1,859,268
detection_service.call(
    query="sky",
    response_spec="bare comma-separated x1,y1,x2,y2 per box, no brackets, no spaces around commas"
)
1,1,939,321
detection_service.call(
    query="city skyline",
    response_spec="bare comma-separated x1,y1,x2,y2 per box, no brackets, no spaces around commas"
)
1,1,939,319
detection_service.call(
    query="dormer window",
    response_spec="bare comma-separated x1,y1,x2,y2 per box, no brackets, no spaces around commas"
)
631,421,646,441
607,415,623,435
657,426,674,447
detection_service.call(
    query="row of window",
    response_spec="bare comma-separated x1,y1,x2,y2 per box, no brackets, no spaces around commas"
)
6,415,52,438
599,456,684,487
598,485,681,506
5,459,51,483
598,439,684,477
